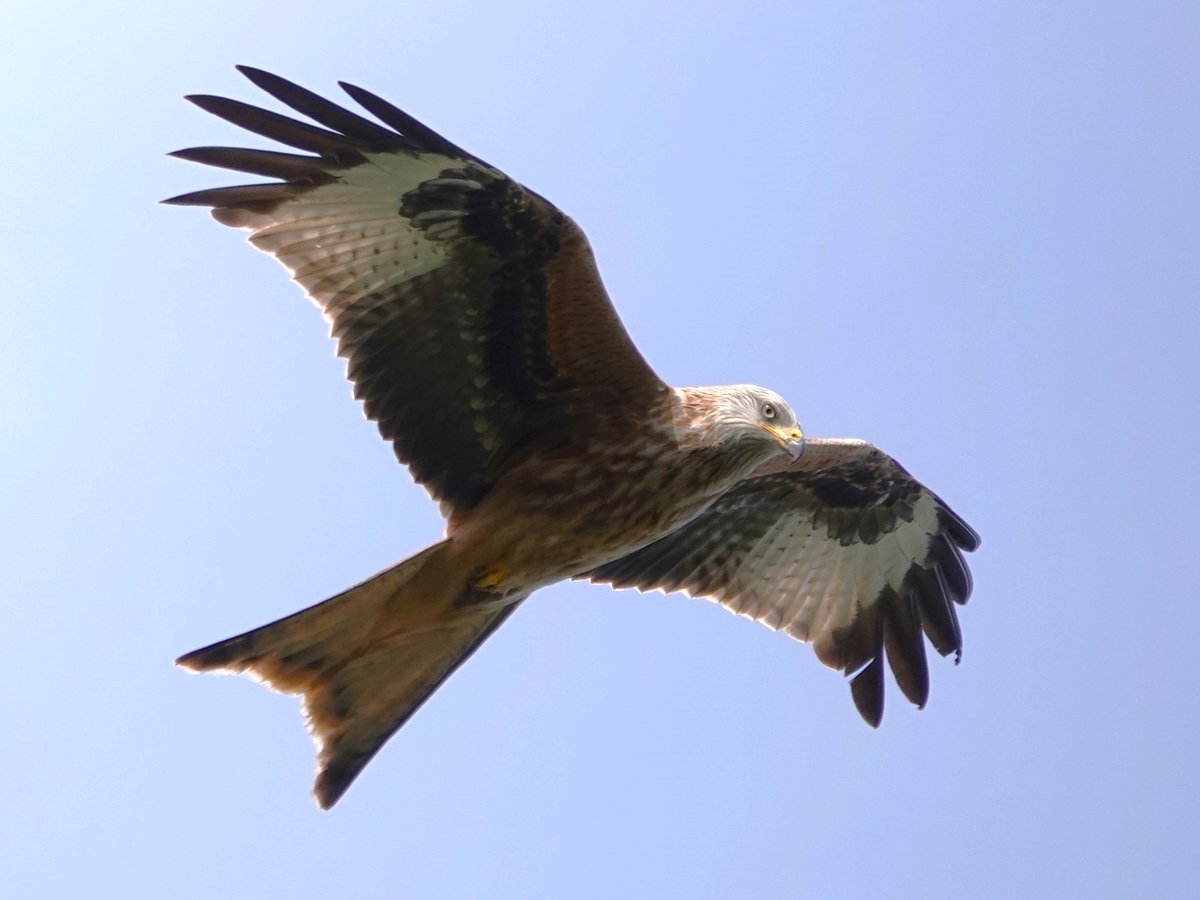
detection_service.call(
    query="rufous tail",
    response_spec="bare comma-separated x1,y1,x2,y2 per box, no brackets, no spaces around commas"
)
176,540,520,809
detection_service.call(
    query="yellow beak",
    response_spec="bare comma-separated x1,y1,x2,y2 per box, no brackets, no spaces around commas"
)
759,423,805,460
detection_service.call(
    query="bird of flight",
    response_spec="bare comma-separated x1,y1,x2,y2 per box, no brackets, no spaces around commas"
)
168,67,980,809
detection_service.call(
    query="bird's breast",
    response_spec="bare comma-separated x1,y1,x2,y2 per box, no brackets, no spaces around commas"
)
454,436,761,591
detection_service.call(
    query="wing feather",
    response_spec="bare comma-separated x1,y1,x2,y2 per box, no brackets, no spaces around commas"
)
184,93,369,157
913,564,964,659
167,68,667,518
236,66,412,150
588,438,980,725
169,146,338,182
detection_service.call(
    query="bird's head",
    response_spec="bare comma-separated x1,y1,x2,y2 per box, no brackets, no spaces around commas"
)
678,384,805,462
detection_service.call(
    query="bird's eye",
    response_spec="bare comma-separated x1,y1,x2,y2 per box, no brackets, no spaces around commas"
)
762,403,776,420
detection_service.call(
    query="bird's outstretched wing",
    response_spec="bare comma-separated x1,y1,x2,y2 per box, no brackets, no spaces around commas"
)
587,438,980,725
165,67,666,520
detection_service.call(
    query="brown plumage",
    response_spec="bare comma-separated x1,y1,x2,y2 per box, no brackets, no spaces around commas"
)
169,68,980,809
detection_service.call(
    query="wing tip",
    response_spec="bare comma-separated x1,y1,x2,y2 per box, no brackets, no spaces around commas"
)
234,63,268,81
160,188,214,207
183,93,226,113
311,762,356,811
174,630,259,673
311,772,343,810
849,657,885,728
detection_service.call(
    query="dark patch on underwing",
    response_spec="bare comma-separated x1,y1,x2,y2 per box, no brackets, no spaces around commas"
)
399,165,492,222
804,461,909,510
484,264,558,400
801,462,921,546
472,194,565,400
400,166,565,402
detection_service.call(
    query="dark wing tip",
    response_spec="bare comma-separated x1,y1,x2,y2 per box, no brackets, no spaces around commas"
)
166,147,339,185
234,63,273,84
231,66,411,152
160,182,308,213
180,92,369,160
175,640,238,672
182,92,227,112
337,80,477,162
940,502,981,552
882,591,931,709
912,565,964,660
931,536,975,606
849,656,885,728
312,764,355,811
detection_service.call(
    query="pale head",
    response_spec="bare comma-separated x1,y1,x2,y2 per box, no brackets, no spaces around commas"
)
675,384,805,461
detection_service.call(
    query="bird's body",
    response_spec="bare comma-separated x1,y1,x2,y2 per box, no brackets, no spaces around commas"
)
454,386,793,593
169,68,980,809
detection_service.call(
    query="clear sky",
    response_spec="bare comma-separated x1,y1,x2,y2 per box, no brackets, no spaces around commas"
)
4,1,1198,897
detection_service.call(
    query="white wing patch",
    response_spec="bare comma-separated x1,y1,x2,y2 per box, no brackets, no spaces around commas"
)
714,491,942,649
588,441,978,723
213,151,506,321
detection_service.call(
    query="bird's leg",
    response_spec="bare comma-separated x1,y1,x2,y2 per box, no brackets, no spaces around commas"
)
453,563,513,607
473,563,508,590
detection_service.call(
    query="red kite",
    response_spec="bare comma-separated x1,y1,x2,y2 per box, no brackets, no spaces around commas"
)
169,68,980,809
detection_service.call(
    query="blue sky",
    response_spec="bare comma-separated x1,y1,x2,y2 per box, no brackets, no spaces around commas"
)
4,1,1198,897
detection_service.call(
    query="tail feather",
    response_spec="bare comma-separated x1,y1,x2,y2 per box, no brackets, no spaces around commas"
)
177,543,445,692
309,602,520,809
176,540,520,808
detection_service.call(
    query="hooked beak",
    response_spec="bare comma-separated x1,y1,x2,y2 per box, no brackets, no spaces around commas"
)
759,423,805,460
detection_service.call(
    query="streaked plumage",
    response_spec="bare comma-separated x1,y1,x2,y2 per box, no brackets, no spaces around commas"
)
168,67,980,809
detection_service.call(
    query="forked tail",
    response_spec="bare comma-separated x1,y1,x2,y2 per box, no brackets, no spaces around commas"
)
177,540,520,808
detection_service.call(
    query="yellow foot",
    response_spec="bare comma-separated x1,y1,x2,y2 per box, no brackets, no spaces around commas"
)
473,564,508,591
